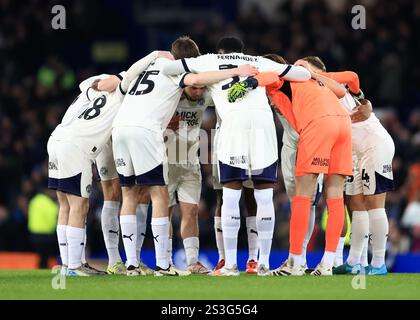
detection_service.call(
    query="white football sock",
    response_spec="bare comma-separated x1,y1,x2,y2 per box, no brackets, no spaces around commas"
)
369,208,389,268
66,226,85,269
221,187,242,269
101,201,121,265
302,205,316,266
56,225,68,266
168,238,173,265
136,203,148,259
120,214,138,267
81,228,87,264
214,216,225,261
246,216,258,262
347,211,369,267
183,237,199,266
151,217,170,270
361,236,369,267
334,237,346,267
321,251,336,268
289,253,303,268
254,188,275,269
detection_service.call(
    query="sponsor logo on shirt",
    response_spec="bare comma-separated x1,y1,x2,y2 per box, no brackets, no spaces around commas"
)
177,111,200,126
229,156,247,165
382,164,392,174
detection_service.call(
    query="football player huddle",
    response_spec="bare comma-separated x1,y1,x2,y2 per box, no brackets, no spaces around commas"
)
47,36,394,277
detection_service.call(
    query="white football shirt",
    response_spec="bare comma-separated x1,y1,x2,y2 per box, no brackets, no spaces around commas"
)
61,88,124,159
166,91,214,166
180,53,295,121
51,75,107,139
112,58,186,133
174,90,214,144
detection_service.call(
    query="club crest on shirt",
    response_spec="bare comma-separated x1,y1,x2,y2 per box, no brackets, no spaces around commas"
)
100,167,108,176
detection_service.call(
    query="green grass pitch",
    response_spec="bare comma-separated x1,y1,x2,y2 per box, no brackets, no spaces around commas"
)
0,270,419,300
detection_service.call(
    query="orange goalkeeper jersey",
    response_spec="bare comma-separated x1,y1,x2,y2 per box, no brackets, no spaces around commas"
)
256,72,348,133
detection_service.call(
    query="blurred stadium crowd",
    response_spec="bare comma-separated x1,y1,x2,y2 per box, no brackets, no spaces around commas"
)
0,0,419,266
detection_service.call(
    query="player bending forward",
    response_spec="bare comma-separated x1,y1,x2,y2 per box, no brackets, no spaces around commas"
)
303,59,395,275
50,70,131,276
47,74,113,275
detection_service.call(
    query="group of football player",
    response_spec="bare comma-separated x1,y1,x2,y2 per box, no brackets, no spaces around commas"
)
47,35,394,277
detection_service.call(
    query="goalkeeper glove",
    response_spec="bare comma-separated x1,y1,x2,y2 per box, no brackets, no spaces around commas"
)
348,87,365,101
228,77,258,103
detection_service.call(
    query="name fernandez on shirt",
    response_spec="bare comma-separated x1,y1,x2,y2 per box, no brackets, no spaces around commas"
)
217,54,258,62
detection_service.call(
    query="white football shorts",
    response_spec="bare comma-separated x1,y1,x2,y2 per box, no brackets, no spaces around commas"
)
112,126,168,186
95,139,118,182
168,163,202,207
56,140,94,198
345,121,395,196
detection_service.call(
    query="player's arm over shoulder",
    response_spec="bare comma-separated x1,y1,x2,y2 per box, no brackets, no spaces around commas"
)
93,75,121,92
259,57,311,81
324,71,360,96
162,54,218,76
180,64,258,87
226,72,283,103
234,72,282,91
311,72,346,98
119,51,172,95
